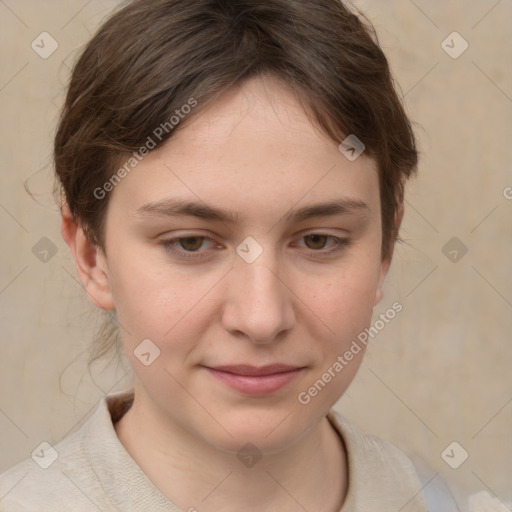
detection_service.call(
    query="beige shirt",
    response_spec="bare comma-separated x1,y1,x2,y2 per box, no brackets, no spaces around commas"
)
0,391,430,511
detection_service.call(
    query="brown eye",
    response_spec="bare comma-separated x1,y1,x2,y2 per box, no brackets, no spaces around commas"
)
304,234,329,250
178,237,204,251
295,234,350,257
160,235,219,260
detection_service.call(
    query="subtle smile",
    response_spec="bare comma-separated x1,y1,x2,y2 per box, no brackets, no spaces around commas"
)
203,364,305,396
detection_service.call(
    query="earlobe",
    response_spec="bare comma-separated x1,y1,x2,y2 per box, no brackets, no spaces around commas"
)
373,202,404,307
373,259,389,307
373,287,383,307
60,203,115,311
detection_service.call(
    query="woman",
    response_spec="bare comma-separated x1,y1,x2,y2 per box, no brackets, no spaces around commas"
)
0,0,459,510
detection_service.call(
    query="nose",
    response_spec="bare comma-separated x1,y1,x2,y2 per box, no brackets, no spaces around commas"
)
221,247,296,345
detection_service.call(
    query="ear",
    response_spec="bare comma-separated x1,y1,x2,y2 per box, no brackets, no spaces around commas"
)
60,202,115,311
373,202,404,307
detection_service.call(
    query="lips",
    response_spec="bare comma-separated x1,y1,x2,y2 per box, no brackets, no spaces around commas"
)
210,364,302,376
203,364,305,396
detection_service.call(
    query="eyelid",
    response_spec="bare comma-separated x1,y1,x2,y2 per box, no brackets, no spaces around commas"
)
291,233,350,252
158,234,220,260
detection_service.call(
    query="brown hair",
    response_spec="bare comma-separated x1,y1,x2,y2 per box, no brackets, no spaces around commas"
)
54,0,418,360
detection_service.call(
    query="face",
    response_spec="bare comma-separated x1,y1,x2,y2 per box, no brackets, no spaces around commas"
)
94,75,391,454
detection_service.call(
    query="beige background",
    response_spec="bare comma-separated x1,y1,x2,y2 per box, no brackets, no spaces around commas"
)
0,0,511,509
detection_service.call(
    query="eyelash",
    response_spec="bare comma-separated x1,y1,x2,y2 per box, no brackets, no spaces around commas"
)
159,233,351,260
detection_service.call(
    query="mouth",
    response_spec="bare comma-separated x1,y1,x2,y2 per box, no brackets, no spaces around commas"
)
202,364,305,396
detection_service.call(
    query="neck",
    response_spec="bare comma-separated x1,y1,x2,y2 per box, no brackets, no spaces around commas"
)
114,388,348,512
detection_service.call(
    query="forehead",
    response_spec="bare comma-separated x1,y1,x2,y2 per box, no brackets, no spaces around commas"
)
108,75,380,223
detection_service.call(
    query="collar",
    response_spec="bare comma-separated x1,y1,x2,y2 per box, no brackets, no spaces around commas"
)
82,390,426,511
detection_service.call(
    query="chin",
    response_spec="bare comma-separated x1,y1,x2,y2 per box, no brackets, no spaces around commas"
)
196,403,322,456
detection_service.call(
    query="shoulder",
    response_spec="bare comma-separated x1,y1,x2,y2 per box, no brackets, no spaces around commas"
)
0,397,119,512
0,436,99,511
327,408,419,473
327,409,460,511
409,455,462,511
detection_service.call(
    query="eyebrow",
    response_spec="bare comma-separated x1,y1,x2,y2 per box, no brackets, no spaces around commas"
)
134,197,370,224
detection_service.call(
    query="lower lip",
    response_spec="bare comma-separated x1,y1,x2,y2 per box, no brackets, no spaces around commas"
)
205,368,303,396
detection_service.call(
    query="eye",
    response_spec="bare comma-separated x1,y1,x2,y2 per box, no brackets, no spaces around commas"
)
303,234,332,250
160,236,218,260
296,233,350,255
174,236,204,251
159,232,350,261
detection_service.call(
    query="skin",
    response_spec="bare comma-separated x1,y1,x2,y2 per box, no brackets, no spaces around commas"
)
62,74,402,512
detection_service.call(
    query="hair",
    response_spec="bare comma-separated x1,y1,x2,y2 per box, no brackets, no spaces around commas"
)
54,0,419,362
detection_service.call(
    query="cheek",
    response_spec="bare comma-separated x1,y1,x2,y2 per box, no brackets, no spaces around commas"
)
293,265,378,408
106,251,226,369
298,258,380,337
107,239,187,313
